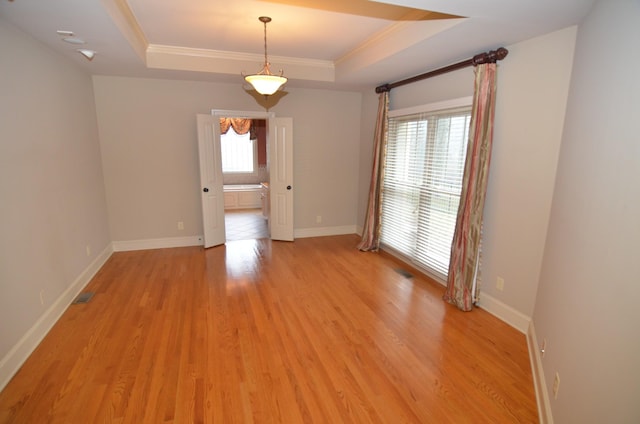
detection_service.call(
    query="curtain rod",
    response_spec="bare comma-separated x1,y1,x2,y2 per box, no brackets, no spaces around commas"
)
375,47,508,94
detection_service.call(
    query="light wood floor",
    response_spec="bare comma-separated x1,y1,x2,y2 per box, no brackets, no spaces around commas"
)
0,235,538,423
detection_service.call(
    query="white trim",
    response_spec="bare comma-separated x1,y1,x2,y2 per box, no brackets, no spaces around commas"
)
476,293,531,333
101,0,148,61
0,244,113,391
112,235,203,252
146,45,335,82
336,15,463,67
212,110,275,119
148,44,334,69
294,225,357,239
527,321,553,424
380,245,531,333
112,229,357,248
388,96,473,118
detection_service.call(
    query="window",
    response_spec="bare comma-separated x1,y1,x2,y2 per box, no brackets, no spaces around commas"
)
380,100,471,281
220,127,256,174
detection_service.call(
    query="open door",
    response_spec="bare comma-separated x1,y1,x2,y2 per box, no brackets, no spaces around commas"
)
197,114,225,248
269,117,294,241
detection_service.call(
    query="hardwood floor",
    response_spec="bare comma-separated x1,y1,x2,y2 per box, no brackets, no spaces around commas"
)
0,235,538,423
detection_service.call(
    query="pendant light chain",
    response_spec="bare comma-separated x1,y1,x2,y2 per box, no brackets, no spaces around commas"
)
263,19,268,67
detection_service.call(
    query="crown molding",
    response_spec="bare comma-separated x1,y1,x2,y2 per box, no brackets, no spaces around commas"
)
100,0,148,61
146,44,335,82
335,16,465,78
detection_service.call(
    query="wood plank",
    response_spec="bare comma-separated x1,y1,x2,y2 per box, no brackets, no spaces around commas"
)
0,235,538,423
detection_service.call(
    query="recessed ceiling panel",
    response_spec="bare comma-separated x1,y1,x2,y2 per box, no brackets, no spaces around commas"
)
126,0,458,61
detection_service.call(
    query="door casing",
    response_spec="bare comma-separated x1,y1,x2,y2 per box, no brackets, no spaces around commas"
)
197,110,294,247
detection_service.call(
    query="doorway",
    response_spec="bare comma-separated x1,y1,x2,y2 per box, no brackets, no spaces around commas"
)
220,117,269,241
197,111,293,248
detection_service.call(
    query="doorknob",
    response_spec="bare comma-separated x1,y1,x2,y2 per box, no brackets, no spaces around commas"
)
203,187,209,192
286,185,292,190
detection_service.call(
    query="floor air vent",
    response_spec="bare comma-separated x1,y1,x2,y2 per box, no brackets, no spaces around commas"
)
72,292,95,304
394,268,413,279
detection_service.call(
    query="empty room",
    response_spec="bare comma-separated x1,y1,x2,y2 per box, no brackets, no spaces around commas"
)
1,0,638,422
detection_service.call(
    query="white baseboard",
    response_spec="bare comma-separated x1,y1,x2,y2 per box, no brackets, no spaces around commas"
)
527,321,553,424
476,293,531,333
112,235,203,252
112,229,358,251
479,297,550,421
378,247,531,334
0,244,113,391
294,225,357,239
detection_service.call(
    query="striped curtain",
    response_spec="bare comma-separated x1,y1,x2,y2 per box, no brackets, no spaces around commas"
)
358,91,389,251
444,63,497,311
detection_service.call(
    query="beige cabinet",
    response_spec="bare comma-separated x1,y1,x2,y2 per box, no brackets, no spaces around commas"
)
223,190,261,209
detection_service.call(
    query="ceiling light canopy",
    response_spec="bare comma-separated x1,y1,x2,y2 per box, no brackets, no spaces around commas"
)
244,16,287,96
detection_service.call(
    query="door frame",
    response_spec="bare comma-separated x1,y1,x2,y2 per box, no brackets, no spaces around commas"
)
204,110,294,244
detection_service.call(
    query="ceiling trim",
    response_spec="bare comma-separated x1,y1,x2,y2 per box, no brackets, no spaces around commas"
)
335,16,465,79
102,0,335,81
100,0,148,61
146,44,335,82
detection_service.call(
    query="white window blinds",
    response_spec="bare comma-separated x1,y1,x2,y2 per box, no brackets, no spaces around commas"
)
220,128,255,173
380,105,471,281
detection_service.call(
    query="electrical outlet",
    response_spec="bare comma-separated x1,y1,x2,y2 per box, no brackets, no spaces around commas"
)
177,221,184,230
39,290,44,305
86,245,91,257
496,276,505,291
553,372,560,399
541,338,547,357
316,215,322,224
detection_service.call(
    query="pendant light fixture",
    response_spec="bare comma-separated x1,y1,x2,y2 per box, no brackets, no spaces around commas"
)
244,16,287,96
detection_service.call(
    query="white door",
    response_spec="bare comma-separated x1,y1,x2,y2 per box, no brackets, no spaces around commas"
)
269,117,294,241
197,114,225,248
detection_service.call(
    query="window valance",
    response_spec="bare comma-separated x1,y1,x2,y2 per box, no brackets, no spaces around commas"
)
219,118,256,139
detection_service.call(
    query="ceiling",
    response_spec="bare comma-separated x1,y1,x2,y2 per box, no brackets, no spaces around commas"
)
1,0,596,91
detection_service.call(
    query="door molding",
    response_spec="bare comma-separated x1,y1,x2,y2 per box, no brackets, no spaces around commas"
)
212,110,275,119
208,110,293,242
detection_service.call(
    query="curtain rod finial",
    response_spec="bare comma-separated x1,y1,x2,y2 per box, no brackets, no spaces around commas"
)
375,84,391,94
472,47,509,65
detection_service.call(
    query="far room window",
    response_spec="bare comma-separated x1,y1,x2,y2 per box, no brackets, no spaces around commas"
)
220,127,256,174
380,99,472,281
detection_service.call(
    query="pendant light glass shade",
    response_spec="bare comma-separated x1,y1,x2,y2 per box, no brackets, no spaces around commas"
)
244,17,287,95
245,73,287,96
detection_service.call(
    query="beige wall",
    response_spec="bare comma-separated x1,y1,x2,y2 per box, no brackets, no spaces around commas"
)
533,0,640,422
0,18,110,370
357,27,577,326
481,26,576,318
92,76,362,242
